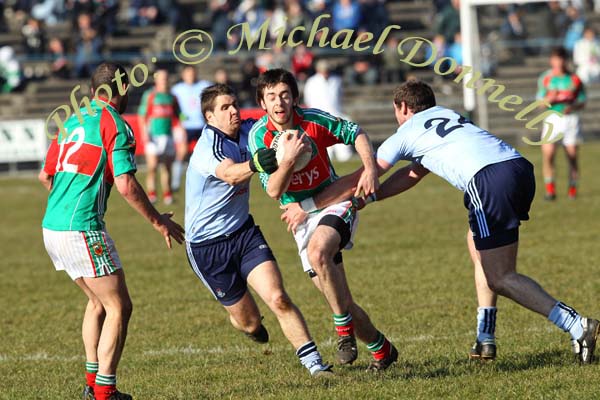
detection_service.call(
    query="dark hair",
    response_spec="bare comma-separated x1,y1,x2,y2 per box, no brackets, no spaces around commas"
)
255,68,299,105
91,62,128,98
393,80,436,113
201,83,237,118
550,47,568,59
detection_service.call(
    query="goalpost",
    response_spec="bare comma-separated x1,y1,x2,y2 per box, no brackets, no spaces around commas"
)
460,0,549,129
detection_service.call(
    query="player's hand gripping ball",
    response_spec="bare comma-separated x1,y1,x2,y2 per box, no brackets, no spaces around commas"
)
271,130,312,172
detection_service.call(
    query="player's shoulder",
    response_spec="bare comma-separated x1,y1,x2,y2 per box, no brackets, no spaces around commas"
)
248,116,268,136
302,107,336,121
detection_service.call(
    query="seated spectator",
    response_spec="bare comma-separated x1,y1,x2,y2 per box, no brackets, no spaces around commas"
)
239,57,260,107
234,0,267,38
210,0,235,50
344,55,378,85
359,0,387,37
434,0,460,44
31,0,65,25
447,32,463,65
22,17,46,55
214,67,233,86
574,27,600,84
0,46,22,93
332,0,360,32
74,12,103,78
381,36,406,83
48,37,70,79
128,0,172,26
564,6,585,54
291,44,314,82
286,0,308,42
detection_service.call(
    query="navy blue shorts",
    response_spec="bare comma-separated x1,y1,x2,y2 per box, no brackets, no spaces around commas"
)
464,158,536,250
185,216,276,306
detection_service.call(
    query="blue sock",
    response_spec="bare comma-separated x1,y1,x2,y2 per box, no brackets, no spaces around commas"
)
477,307,497,343
548,302,583,340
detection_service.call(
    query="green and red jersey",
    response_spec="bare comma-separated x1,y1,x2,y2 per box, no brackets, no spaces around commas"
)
137,89,181,136
248,107,360,205
42,99,137,231
536,70,586,113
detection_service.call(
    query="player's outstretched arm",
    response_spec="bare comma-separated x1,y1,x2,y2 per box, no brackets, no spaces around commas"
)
375,161,429,202
114,172,185,248
216,158,255,186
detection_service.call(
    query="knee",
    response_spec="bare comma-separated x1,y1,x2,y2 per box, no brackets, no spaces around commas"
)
307,246,330,272
486,274,509,294
269,291,293,313
89,299,106,317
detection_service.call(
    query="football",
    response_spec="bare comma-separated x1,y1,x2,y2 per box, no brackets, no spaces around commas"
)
271,130,313,172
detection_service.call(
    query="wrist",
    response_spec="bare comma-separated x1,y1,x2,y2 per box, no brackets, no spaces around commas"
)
300,197,317,213
364,192,377,204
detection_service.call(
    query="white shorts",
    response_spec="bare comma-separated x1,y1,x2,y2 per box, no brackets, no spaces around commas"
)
172,125,187,144
43,229,123,280
292,200,358,273
145,135,175,158
541,113,582,146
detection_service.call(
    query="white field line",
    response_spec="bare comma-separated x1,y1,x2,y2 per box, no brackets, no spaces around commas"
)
0,325,556,364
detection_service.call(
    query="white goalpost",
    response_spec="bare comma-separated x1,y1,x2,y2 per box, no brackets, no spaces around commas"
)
460,0,549,128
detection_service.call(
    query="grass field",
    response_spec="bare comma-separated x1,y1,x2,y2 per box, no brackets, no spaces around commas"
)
2,142,600,399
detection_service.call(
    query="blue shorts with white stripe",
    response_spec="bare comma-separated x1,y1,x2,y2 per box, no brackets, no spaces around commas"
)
464,157,536,250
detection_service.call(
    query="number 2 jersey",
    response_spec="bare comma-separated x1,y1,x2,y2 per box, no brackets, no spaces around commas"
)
42,99,137,231
248,107,360,205
376,106,522,192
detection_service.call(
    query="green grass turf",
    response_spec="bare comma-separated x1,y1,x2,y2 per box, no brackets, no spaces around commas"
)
1,142,600,399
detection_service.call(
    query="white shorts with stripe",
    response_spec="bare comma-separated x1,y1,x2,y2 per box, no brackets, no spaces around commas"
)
541,113,582,146
43,228,123,280
292,200,358,272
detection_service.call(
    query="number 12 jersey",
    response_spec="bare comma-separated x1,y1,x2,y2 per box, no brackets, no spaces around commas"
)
376,106,522,192
42,100,137,231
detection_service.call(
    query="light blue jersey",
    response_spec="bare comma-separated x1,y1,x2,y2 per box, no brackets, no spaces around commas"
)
377,106,522,191
171,80,212,130
185,120,256,242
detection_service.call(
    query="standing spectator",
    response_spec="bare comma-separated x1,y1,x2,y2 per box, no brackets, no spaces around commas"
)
434,0,460,44
74,12,103,78
564,6,585,54
286,0,308,42
332,0,360,32
48,37,70,79
138,69,182,205
381,36,406,83
574,27,600,84
536,47,586,200
171,66,212,189
305,60,353,162
291,44,314,82
0,46,22,93
22,17,46,55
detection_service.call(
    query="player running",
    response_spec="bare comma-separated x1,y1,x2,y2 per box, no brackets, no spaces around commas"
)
365,80,598,363
39,63,184,400
248,69,398,371
184,83,332,377
138,69,183,205
536,47,586,200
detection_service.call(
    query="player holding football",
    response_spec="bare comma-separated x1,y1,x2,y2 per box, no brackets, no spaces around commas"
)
184,83,332,377
536,47,586,200
351,80,597,363
39,63,185,400
248,69,398,371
